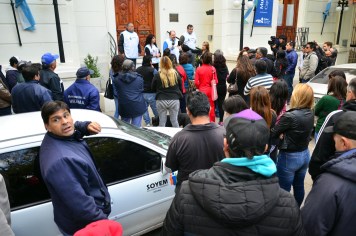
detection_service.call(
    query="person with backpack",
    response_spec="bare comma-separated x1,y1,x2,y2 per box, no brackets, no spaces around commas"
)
299,42,318,83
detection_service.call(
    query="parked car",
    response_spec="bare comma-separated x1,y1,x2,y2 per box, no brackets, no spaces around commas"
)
0,109,181,236
307,63,356,104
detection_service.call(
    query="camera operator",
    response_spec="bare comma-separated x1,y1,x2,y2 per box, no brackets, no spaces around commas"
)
163,30,181,62
269,35,287,57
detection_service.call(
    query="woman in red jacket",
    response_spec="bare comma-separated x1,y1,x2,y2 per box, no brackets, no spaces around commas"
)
195,52,218,122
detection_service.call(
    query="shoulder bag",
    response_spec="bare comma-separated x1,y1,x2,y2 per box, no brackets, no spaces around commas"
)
211,67,218,101
228,70,238,94
104,76,114,100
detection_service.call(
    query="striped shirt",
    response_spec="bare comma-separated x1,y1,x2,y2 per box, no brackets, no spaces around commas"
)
244,73,273,95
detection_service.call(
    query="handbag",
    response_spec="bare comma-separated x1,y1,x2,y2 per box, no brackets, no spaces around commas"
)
104,77,114,99
211,67,218,101
228,69,239,94
188,79,196,92
227,83,238,94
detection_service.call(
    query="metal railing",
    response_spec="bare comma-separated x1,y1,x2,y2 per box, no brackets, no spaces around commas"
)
108,32,118,58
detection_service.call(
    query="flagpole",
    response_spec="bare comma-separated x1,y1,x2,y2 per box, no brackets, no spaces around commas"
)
250,6,256,37
10,0,22,46
53,0,65,63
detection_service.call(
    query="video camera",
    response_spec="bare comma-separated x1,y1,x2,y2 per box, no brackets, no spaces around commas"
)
268,36,279,46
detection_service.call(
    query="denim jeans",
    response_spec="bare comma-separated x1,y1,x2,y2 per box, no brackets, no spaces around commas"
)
114,96,119,119
282,73,294,101
156,100,180,127
143,93,158,125
121,115,142,128
277,149,310,206
0,106,11,116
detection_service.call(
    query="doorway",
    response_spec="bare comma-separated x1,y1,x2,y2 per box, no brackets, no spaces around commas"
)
114,0,155,55
277,0,299,42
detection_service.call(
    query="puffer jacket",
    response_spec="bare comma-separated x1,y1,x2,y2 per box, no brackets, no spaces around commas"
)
271,108,314,152
302,149,356,236
300,51,318,81
112,71,146,118
0,78,11,109
162,162,305,236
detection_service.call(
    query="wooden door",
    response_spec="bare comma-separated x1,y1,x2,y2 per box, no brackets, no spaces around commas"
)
115,0,155,56
276,0,299,42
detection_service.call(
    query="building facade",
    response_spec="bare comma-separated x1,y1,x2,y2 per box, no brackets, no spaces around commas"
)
0,0,354,87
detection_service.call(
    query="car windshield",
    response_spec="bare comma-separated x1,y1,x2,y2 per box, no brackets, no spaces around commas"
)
109,117,172,150
310,67,356,84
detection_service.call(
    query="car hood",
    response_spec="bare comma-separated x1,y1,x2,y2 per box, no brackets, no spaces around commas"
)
307,82,327,99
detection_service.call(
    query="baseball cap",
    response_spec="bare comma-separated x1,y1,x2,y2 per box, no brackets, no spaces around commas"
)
76,66,94,78
74,219,123,236
324,111,356,140
224,109,270,158
41,53,59,65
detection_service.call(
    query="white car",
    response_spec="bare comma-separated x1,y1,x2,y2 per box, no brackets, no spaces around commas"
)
0,109,180,236
307,63,356,104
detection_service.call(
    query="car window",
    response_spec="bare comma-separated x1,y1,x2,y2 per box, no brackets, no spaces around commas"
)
109,117,172,150
0,147,50,209
310,67,356,84
86,137,162,185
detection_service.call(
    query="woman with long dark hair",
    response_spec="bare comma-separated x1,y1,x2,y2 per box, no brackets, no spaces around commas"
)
250,86,278,161
152,56,182,127
314,75,347,142
227,53,256,104
273,50,288,79
213,52,229,125
110,54,125,119
144,34,161,70
269,79,289,123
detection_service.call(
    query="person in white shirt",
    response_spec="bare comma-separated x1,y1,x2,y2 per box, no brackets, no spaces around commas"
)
163,30,180,63
181,24,197,50
144,34,161,70
118,22,141,67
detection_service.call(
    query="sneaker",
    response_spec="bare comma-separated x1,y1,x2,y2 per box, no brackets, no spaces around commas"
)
218,122,224,126
146,124,151,127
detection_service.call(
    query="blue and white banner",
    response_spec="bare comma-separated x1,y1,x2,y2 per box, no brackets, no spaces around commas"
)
15,0,36,31
254,0,273,27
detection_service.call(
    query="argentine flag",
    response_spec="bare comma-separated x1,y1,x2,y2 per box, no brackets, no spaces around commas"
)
15,0,36,31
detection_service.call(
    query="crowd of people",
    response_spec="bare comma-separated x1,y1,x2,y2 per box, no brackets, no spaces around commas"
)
0,21,355,236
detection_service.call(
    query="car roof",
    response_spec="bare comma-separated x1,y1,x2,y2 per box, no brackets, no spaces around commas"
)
329,63,356,69
0,109,117,142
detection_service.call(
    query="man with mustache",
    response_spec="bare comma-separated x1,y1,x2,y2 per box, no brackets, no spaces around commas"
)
39,101,111,236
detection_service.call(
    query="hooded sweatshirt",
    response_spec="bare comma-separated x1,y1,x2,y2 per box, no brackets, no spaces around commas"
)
302,148,356,236
112,71,146,118
162,156,304,236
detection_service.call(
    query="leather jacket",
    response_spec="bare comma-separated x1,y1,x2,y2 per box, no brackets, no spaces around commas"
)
271,108,314,152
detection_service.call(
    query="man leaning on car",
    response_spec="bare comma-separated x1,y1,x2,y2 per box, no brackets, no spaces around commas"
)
39,101,111,236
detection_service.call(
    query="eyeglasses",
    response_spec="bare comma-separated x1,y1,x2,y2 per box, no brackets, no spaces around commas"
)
305,46,311,49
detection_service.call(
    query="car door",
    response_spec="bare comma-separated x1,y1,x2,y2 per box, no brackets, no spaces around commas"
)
85,131,176,236
1,138,62,236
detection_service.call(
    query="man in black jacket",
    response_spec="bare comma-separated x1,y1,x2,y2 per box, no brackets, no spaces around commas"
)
11,63,52,113
302,111,356,235
162,109,304,236
164,92,225,192
309,78,356,181
39,52,64,101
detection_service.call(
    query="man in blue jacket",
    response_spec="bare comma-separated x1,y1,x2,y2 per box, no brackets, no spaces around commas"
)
39,101,111,235
11,63,52,113
64,66,101,111
302,111,356,236
284,41,298,102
